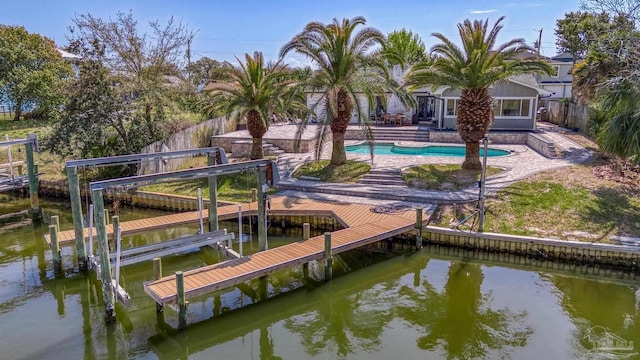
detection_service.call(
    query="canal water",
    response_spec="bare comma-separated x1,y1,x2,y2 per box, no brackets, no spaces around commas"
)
1,193,639,359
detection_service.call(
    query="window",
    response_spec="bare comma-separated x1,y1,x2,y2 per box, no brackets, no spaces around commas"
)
492,99,531,117
552,65,559,77
445,99,456,116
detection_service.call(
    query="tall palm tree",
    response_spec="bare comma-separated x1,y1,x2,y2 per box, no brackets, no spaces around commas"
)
406,17,552,169
201,52,299,159
280,16,408,166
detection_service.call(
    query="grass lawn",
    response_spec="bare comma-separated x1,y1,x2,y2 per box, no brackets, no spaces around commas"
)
292,160,371,183
140,156,275,203
430,156,640,242
402,164,504,191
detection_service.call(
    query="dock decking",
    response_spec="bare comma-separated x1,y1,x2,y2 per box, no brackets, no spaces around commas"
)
142,197,424,305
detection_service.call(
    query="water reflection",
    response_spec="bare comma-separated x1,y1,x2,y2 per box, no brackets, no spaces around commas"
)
2,194,640,359
397,261,532,358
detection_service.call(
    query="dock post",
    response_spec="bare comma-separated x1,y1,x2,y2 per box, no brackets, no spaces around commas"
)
88,204,94,259
92,189,116,323
197,188,204,234
302,223,310,275
49,225,62,274
68,166,88,271
176,271,187,329
50,215,60,232
113,216,122,295
153,258,163,312
251,188,257,202
257,168,267,251
324,232,332,281
104,210,109,225
415,208,423,249
207,155,218,232
25,134,42,221
303,223,310,241
238,205,243,257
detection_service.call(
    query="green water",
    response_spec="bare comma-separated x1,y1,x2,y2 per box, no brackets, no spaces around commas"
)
1,193,639,359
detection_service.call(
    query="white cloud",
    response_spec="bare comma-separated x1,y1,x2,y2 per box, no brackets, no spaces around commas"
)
469,9,498,14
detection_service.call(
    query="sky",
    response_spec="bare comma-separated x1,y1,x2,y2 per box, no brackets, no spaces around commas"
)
0,0,580,67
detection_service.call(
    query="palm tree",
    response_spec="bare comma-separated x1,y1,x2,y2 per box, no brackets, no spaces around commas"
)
280,16,408,166
201,52,299,159
406,16,552,169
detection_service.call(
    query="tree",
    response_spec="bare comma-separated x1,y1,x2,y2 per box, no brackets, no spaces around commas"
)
68,11,195,142
200,52,299,159
406,17,552,170
186,57,229,87
45,59,143,161
0,25,72,121
581,0,640,22
554,11,612,62
281,16,408,166
378,29,428,69
588,77,640,163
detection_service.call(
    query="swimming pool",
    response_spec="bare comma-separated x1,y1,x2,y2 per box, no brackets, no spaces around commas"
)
345,143,510,157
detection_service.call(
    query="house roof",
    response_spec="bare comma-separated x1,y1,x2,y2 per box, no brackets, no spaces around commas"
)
509,74,555,95
202,81,235,92
56,48,81,60
551,52,574,62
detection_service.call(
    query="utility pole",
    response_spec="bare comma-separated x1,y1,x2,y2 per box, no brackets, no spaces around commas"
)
186,38,192,79
534,28,543,57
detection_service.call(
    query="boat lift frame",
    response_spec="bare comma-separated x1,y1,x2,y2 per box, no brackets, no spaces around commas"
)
0,134,41,219
66,147,228,270
88,158,279,323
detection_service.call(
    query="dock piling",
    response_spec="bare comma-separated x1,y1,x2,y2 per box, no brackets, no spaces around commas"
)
207,155,218,232
415,208,423,249
197,188,204,234
92,189,116,323
302,223,310,275
49,225,62,274
68,166,88,271
257,169,267,251
176,271,187,329
238,205,243,257
25,135,42,221
153,258,163,312
324,232,332,280
114,220,122,295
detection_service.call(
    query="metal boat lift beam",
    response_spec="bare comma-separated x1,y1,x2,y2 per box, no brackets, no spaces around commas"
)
89,159,279,192
66,147,227,169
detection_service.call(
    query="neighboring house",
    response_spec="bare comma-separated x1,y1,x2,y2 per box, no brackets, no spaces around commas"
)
305,66,553,131
536,52,574,99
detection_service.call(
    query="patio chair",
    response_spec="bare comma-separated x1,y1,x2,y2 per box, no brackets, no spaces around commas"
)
383,113,391,126
395,113,405,126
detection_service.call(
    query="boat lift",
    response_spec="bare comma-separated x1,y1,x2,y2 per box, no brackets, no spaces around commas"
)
87,158,279,322
65,147,228,270
0,134,41,219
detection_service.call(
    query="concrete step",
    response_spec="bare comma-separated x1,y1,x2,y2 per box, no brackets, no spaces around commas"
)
362,174,404,181
358,178,406,186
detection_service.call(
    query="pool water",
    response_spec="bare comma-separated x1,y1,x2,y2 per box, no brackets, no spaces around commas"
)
346,143,510,157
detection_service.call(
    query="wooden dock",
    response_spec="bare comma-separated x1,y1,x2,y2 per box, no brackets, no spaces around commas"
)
44,200,264,245
142,197,424,306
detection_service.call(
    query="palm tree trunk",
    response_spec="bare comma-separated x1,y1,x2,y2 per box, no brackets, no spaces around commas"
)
251,136,264,160
330,131,347,166
462,141,482,170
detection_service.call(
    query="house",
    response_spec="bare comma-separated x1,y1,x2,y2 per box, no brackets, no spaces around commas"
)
536,52,574,99
306,65,553,131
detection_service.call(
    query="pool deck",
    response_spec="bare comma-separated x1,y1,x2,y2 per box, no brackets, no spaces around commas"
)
270,122,592,204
